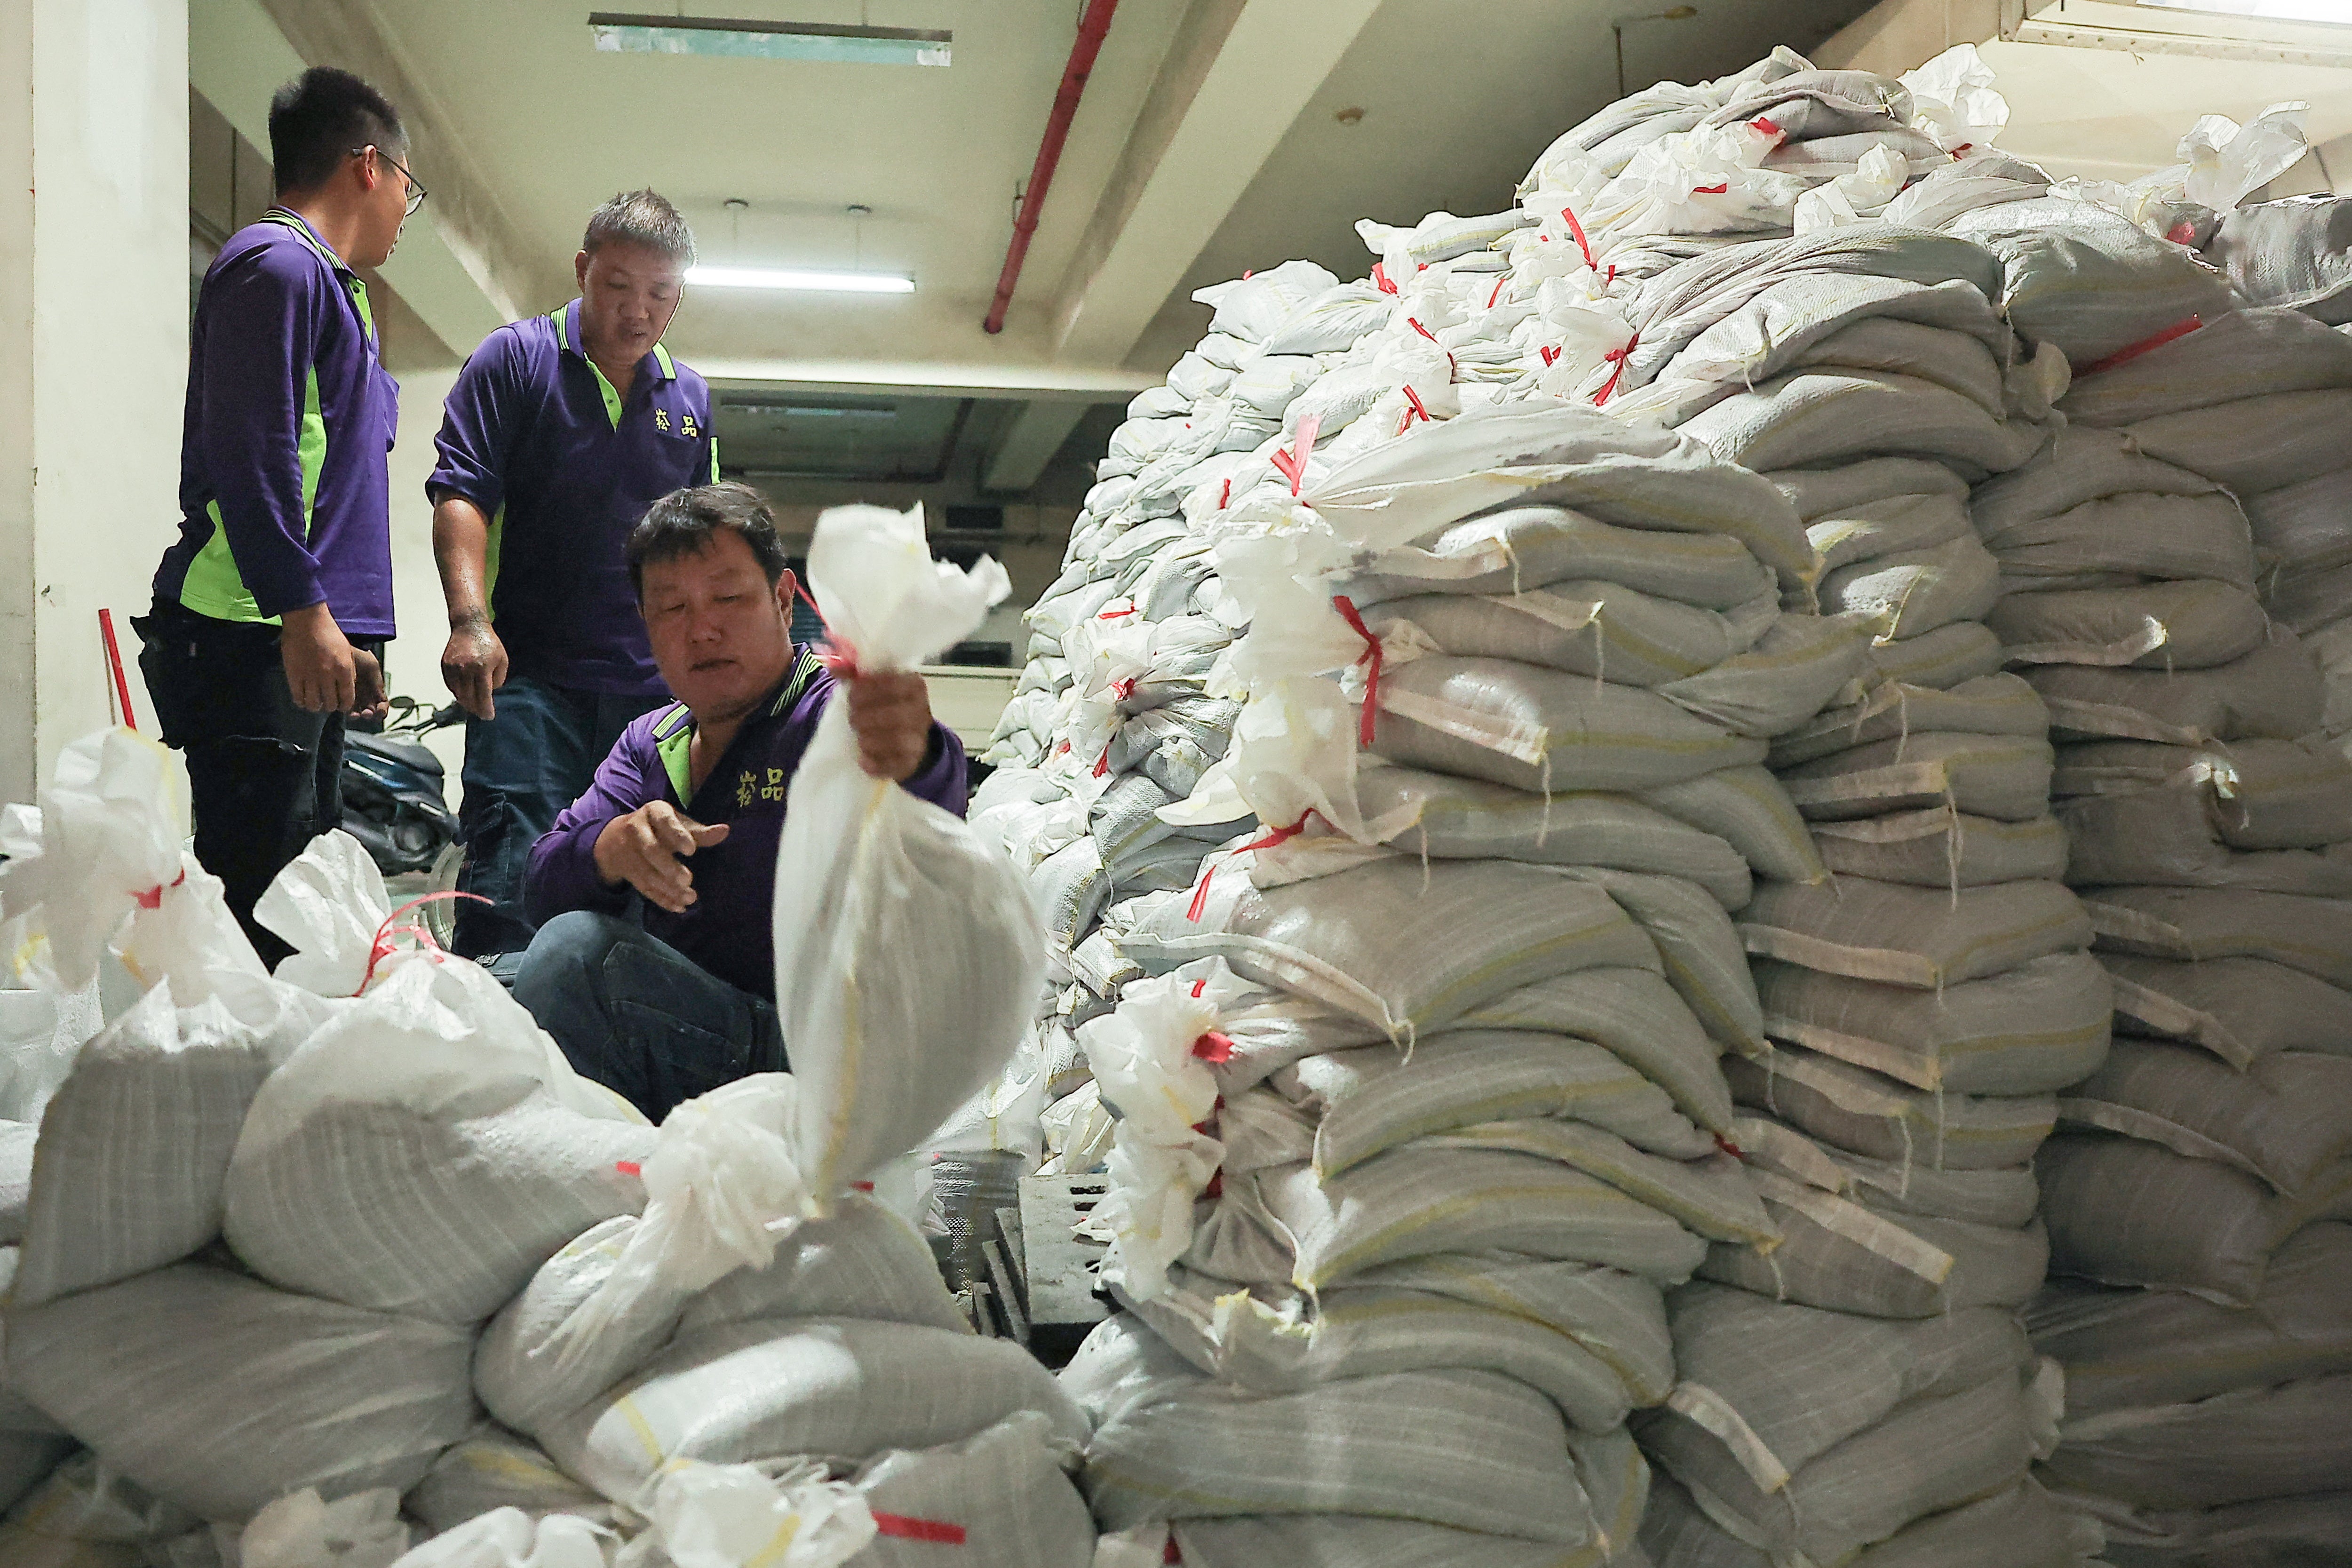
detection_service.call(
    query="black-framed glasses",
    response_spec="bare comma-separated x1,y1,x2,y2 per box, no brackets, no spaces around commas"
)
353,145,428,217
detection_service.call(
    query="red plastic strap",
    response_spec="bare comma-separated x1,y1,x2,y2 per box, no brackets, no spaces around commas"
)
1692,183,1729,195
1400,385,1432,430
793,580,859,678
1330,594,1383,747
355,891,491,994
1539,345,1561,368
132,869,188,910
2166,219,2199,246
615,1161,642,1178
1950,142,1973,159
2077,315,2204,378
1748,116,1784,141
1408,316,1438,345
851,1180,875,1192
1271,414,1321,497
1242,268,1255,280
1192,1031,1234,1063
1714,1133,1746,1161
1487,274,1508,310
1164,1537,1183,1564
1605,263,1617,287
1371,261,1397,295
1111,677,1136,701
1093,747,1112,779
1218,478,1232,509
1592,334,1638,407
1098,606,1135,620
1190,978,1207,998
1201,1169,1224,1201
98,608,137,733
1186,811,1320,922
1559,205,1597,271
872,1514,967,1545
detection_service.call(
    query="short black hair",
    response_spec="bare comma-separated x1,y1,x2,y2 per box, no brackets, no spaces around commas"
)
269,67,404,196
585,189,697,265
628,483,790,599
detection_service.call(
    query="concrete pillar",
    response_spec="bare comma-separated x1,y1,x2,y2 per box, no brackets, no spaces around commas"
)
0,0,191,803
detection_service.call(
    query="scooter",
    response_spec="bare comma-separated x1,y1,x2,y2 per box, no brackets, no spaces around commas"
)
341,697,463,888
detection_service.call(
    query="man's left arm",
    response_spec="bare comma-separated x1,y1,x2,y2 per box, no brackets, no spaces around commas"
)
846,672,967,815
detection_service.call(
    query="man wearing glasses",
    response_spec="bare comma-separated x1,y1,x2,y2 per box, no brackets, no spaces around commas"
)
140,67,419,963
425,191,717,959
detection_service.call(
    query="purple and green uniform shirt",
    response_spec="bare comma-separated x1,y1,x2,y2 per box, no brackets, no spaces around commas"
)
155,209,400,634
427,299,719,697
525,648,968,1000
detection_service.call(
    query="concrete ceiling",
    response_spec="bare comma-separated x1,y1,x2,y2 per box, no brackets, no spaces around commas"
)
196,0,1891,489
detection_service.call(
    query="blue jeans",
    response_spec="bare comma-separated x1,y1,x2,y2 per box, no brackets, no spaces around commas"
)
455,676,664,958
512,911,788,1124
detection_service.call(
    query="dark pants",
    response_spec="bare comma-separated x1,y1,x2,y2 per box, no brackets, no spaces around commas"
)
511,910,787,1124
454,676,664,958
134,599,375,968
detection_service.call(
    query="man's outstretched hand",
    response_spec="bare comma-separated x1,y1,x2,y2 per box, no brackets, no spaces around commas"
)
593,800,730,914
845,671,935,781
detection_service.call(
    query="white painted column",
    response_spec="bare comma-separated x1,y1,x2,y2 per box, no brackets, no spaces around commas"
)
0,0,191,803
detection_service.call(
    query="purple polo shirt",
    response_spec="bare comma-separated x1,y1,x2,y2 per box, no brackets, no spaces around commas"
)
156,209,399,634
524,647,968,1000
427,299,718,696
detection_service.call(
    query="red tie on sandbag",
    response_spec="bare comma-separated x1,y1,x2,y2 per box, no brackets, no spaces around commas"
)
2074,315,2205,377
873,1513,968,1544
1332,594,1384,747
1185,810,1324,922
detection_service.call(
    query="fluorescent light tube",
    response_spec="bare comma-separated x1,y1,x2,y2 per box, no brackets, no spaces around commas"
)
687,265,915,294
589,13,952,66
2138,0,2352,23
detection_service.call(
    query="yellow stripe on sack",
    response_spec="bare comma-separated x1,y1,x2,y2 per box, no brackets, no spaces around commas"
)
613,1393,667,1465
746,1514,803,1568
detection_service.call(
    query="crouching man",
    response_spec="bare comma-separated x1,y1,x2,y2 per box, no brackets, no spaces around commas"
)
514,482,964,1122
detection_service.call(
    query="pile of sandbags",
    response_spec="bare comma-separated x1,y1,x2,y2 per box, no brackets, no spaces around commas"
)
1945,190,2352,1560
0,515,1080,1567
1051,394,1886,1566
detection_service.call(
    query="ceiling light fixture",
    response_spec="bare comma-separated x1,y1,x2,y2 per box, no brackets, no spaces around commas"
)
2137,0,2352,23
686,265,915,293
588,13,952,67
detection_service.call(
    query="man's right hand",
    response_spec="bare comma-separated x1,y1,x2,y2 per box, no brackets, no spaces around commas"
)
442,616,509,720
281,602,360,714
592,801,730,914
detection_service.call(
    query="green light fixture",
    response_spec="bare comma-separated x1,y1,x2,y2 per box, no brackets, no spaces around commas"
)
588,13,952,67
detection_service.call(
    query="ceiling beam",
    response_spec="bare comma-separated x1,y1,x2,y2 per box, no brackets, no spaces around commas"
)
192,0,554,358
981,401,1097,493
1048,0,1383,365
702,358,1157,402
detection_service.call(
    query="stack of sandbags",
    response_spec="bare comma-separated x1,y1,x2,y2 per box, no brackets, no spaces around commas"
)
1050,400,1886,1567
1570,207,2108,1568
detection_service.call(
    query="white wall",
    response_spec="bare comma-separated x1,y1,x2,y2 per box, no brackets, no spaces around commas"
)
385,367,468,779
0,0,191,803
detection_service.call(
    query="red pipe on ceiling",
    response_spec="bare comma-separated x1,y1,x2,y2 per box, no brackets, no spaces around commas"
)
984,0,1120,334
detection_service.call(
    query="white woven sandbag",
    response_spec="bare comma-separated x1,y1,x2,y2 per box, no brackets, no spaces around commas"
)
1261,281,1391,356
1985,491,2257,594
1193,260,1340,345
0,1448,216,1562
1066,1314,1607,1545
1644,1370,2035,1568
1743,875,2089,990
1814,808,2069,888
7,1262,474,1522
1171,1515,1600,1568
848,1412,1095,1568
1724,1046,2058,1170
1639,1282,2026,1504
1642,765,1828,884
385,1509,607,1568
1336,505,1777,611
2085,885,2352,988
2085,1492,2352,1568
1653,614,1880,740
403,1428,615,1535
2058,307,2352,428
2130,389,2352,496
1735,1112,2043,1228
1303,404,1815,588
1369,654,1766,796
2035,1132,2304,1303
1986,579,2267,671
1677,368,2043,479
1262,1142,1709,1288
1427,1119,1775,1246
775,505,1039,1204
2059,786,2352,897
223,960,654,1327
1862,621,2005,692
1971,426,2223,539
1776,455,1970,524
1277,1030,1711,1176
1125,857,1659,1043
2039,1371,2352,1511
1771,674,2050,769
1560,866,1767,1053
2106,953,2352,1068
1360,582,1776,687
2060,1039,2352,1196
2029,1221,2352,1416
1816,533,2001,638
1701,1172,2052,1317
1804,491,1974,575
1454,967,1736,1133
2205,193,2352,322
1946,199,2235,367
2028,633,2325,744
12,980,302,1310
1359,765,1752,907
2244,463,2352,577
2067,737,2352,852
1777,733,2056,825
1754,949,2111,1095
540,1318,1084,1508
1125,1260,1664,1434
1645,1470,2098,1568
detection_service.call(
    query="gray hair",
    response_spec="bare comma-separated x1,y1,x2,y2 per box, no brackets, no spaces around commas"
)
583,189,697,265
